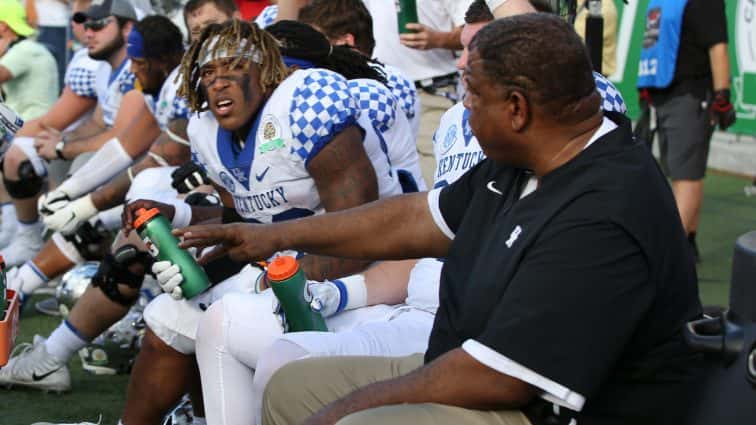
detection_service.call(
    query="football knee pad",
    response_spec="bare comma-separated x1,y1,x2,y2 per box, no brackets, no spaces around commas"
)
3,160,43,198
91,244,153,307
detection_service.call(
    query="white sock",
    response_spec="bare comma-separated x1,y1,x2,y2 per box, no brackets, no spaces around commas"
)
1,203,16,228
17,261,48,295
44,319,89,363
16,218,42,231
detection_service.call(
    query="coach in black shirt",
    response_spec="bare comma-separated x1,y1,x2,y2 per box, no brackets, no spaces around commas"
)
178,14,705,425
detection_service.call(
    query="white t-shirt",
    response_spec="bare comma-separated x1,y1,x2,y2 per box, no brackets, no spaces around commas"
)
363,0,472,82
34,0,69,27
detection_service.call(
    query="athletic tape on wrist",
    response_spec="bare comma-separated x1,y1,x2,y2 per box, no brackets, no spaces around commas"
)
331,279,349,313
171,201,192,228
337,274,367,312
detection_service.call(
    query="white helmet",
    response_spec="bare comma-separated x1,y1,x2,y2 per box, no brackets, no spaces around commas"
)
56,262,100,316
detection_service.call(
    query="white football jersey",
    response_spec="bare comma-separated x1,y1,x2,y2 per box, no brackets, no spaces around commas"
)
431,102,485,190
255,5,278,28
347,79,401,199
63,48,108,132
144,66,189,130
190,68,376,223
348,78,424,195
373,63,420,138
96,59,136,127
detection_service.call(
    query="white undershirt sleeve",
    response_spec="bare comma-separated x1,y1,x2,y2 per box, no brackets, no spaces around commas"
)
57,137,134,199
462,339,586,412
427,188,455,240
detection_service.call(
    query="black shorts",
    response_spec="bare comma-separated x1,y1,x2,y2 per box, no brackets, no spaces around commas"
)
655,93,715,180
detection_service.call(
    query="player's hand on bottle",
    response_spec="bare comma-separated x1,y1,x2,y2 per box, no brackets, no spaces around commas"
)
307,280,342,318
175,222,281,265
152,260,184,300
122,199,176,235
43,194,98,235
710,89,737,130
38,189,71,217
399,23,443,50
171,162,209,194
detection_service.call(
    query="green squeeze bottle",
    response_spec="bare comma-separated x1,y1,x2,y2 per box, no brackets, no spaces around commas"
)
395,0,419,34
133,208,210,299
268,256,328,332
0,255,6,318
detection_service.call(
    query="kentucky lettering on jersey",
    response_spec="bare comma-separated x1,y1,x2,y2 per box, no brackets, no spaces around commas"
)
432,103,485,189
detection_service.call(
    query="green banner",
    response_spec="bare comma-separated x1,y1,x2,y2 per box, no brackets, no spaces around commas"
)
610,0,756,136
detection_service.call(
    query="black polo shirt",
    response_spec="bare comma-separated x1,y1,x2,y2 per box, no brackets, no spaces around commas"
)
426,112,704,425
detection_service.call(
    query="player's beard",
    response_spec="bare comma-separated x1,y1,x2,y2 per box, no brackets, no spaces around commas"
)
89,33,125,61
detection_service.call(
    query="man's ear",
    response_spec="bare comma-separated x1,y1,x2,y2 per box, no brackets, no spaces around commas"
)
332,33,355,48
122,20,134,38
507,90,530,132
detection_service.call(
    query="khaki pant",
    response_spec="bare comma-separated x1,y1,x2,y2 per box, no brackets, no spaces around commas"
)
262,354,532,425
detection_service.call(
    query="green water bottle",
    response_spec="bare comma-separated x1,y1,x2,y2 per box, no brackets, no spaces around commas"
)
0,255,6,318
268,256,328,332
396,0,419,34
133,208,210,299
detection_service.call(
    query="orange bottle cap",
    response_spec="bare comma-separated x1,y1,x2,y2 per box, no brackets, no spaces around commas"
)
132,208,161,230
266,256,299,281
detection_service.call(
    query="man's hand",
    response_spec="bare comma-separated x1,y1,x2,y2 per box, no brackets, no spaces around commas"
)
710,89,737,130
38,189,71,217
34,127,63,161
175,222,283,265
122,199,176,235
308,280,344,318
152,260,184,300
42,194,98,235
399,23,444,50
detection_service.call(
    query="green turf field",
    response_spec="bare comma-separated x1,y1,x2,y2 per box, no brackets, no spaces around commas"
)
1,172,755,425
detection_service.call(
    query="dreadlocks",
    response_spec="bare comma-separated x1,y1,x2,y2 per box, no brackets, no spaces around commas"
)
266,20,387,85
178,19,288,112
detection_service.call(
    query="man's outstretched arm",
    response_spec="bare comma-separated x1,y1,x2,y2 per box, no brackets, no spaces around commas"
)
177,189,451,265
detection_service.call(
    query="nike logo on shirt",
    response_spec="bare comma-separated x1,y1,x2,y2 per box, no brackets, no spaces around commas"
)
487,181,503,195
255,167,271,182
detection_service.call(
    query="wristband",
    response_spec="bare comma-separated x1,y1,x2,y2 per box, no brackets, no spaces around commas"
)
332,274,367,313
171,201,193,228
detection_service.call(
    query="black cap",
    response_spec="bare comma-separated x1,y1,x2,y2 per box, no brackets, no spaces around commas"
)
73,0,137,24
